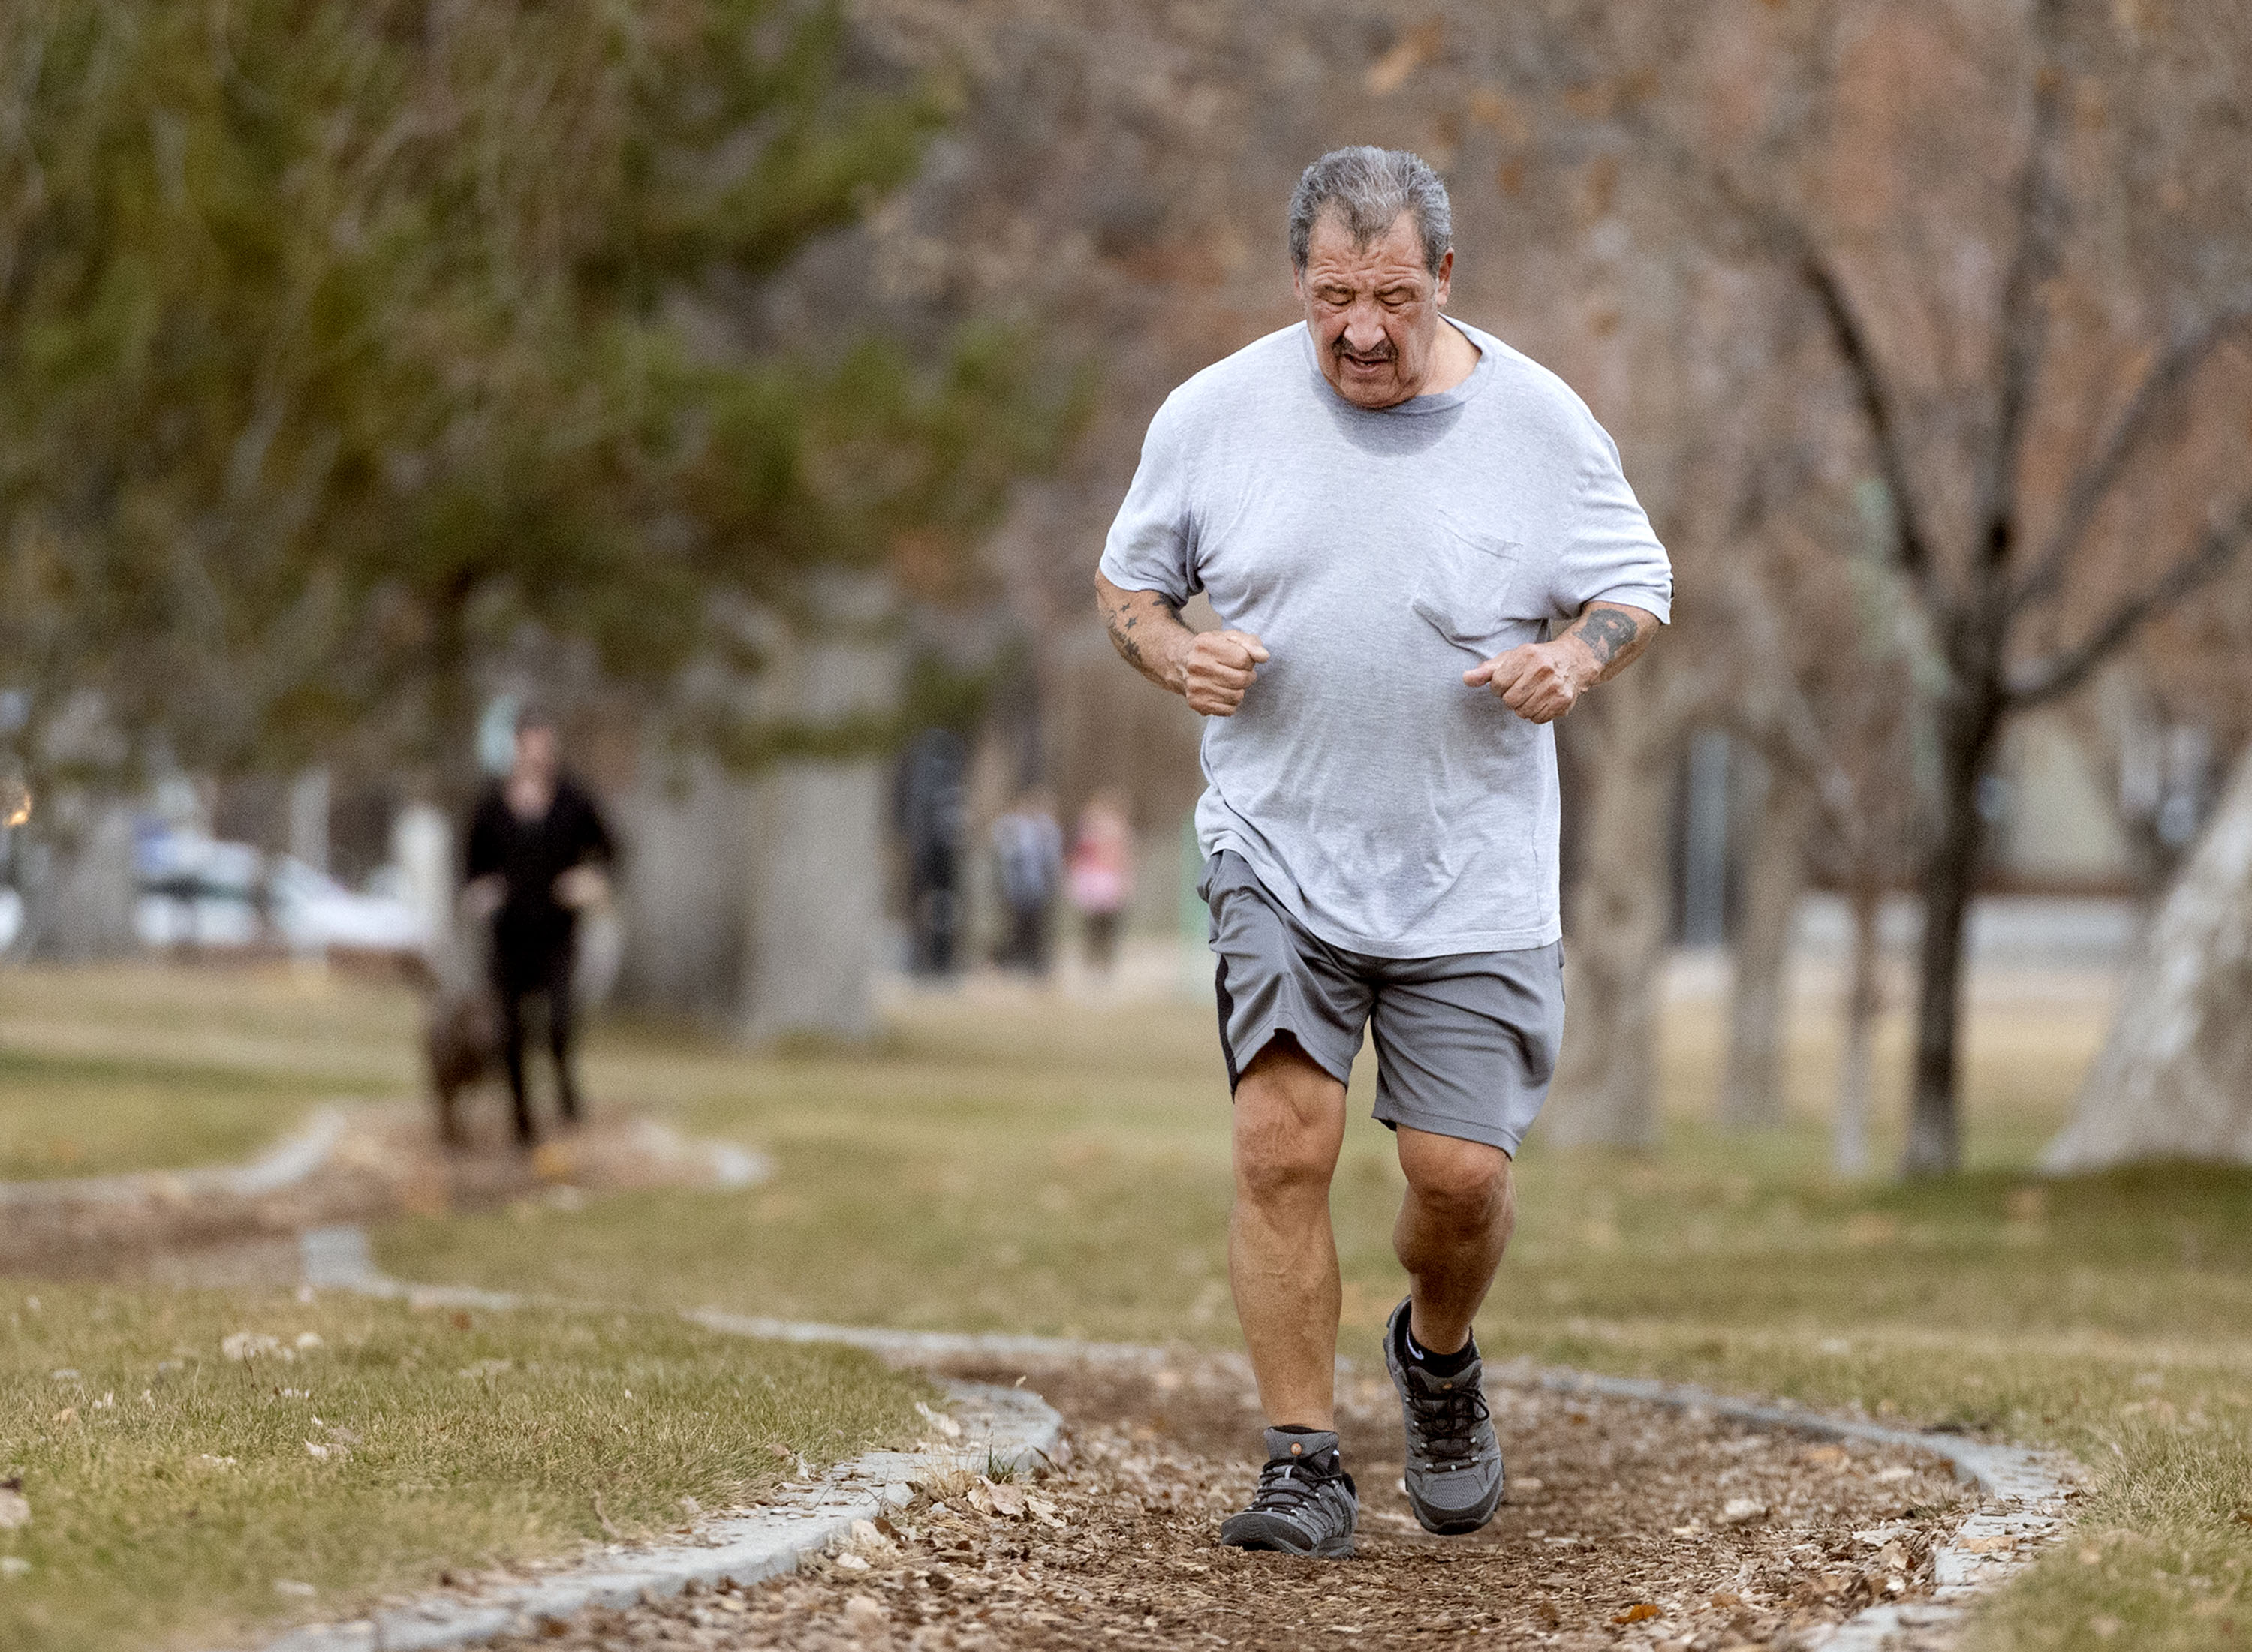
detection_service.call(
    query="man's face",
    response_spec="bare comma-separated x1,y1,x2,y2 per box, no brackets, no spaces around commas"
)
1295,209,1453,410
514,724,558,780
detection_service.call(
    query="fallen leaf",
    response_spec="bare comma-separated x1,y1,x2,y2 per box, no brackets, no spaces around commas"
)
304,1442,332,1461
832,1551,871,1573
1873,1465,1916,1483
1612,1602,1661,1623
0,1489,28,1530
1960,1534,2017,1554
1719,1497,1767,1525
1802,1446,1847,1467
50,1408,75,1427
843,1594,887,1629
914,1401,964,1440
986,1481,1028,1519
1709,1591,1742,1608
679,1496,701,1517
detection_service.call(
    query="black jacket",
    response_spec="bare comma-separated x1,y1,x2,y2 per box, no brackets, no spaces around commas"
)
465,776,616,970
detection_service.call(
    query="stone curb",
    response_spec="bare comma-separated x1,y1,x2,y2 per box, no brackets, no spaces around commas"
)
300,1232,2082,1652
251,1380,1058,1652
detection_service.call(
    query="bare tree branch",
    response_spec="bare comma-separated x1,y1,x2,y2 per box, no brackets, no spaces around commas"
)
1974,0,2073,576
2008,306,2252,615
1793,246,1943,603
1610,120,1945,609
2008,495,2252,707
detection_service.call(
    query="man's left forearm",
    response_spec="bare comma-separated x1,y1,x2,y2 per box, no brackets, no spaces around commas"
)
1558,600,1660,688
1462,600,1662,723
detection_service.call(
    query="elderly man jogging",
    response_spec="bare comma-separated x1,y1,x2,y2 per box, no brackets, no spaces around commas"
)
1097,147,1671,1558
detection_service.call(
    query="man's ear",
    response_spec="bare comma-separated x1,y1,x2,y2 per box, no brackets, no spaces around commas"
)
1433,248,1454,308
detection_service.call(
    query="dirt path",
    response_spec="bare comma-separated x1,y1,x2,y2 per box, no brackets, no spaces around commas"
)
496,1351,1972,1650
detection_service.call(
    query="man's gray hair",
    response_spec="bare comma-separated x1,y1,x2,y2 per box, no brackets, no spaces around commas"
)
1287,146,1453,274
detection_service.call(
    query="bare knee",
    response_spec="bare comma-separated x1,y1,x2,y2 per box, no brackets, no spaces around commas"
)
1400,1136,1513,1237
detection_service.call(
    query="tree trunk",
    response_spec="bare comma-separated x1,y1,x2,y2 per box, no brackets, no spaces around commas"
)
737,572,901,1045
1547,671,1680,1150
1833,877,1883,1176
2042,745,2252,1169
392,801,473,992
741,756,888,1043
1903,684,2004,1176
1720,760,1814,1130
611,752,756,1019
21,797,137,961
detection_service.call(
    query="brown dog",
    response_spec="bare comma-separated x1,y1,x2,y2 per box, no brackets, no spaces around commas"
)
424,985,501,1149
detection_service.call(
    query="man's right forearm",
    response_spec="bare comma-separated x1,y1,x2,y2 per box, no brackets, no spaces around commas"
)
1097,572,1193,695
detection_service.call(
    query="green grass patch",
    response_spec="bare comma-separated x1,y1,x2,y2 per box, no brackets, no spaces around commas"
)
0,1047,358,1181
0,961,418,1179
0,1283,929,1652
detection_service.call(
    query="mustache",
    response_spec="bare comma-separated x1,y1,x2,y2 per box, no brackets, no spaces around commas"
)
1332,339,1396,363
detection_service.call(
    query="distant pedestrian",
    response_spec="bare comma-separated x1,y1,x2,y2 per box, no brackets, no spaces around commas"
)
1068,793,1136,976
464,708,616,1147
895,728,968,976
990,790,1062,976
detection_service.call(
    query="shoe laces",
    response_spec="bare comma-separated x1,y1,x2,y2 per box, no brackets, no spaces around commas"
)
1408,1379,1491,1464
1247,1453,1344,1518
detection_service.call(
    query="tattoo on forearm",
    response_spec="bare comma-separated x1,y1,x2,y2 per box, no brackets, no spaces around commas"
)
1103,593,1173,675
1573,607,1640,665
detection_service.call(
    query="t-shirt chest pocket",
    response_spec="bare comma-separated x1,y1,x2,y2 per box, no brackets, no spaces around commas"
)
1408,531,1525,654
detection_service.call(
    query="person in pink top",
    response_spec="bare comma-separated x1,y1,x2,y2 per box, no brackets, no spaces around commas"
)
1067,793,1135,976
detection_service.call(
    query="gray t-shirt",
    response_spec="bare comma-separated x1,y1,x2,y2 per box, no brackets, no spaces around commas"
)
1099,319,1672,957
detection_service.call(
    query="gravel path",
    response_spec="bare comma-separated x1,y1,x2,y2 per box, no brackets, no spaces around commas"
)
496,1350,1974,1650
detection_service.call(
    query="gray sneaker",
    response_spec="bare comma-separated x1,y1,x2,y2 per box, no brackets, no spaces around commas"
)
1383,1298,1505,1534
1218,1428,1359,1558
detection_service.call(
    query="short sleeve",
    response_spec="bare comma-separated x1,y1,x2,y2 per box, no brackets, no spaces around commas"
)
1549,426,1672,624
1097,396,1200,606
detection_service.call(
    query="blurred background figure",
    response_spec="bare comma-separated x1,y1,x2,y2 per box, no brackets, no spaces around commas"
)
990,790,1062,977
465,709,616,1147
895,728,968,977
1068,793,1136,979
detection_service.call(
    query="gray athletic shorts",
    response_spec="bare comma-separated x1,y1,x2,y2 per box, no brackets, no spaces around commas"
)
1202,851,1565,1156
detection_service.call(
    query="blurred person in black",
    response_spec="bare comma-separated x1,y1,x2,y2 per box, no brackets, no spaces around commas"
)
464,708,616,1147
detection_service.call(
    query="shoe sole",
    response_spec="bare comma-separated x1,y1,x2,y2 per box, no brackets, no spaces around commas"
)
1218,1514,1356,1559
1383,1301,1505,1537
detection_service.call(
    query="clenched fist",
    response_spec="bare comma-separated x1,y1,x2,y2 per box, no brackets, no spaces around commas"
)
1464,640,1594,724
1179,630,1270,716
